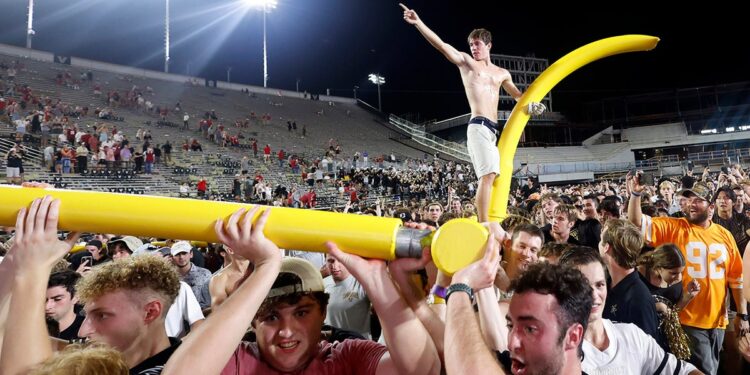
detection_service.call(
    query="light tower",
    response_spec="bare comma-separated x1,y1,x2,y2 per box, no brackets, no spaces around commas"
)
244,0,277,87
368,74,385,111
26,0,35,49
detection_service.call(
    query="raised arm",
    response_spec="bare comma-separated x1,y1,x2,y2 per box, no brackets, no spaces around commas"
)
445,234,507,374
400,3,466,66
627,173,645,227
163,207,282,375
476,289,509,351
388,246,446,363
327,242,441,375
0,197,79,375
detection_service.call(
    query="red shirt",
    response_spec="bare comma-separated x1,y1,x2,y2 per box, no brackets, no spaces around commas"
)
264,146,271,155
221,340,386,375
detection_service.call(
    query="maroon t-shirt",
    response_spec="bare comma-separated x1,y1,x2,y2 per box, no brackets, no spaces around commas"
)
221,340,387,375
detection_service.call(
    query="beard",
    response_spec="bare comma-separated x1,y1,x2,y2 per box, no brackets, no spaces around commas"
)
686,209,709,225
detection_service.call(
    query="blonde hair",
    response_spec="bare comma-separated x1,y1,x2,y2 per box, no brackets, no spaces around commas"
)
76,255,180,316
29,344,128,375
659,180,674,190
602,219,644,268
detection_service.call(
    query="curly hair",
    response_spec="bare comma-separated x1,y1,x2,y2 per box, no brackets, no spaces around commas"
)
76,256,180,316
29,343,128,375
510,262,593,356
501,214,532,234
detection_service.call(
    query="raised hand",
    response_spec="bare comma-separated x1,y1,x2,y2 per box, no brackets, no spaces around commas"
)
450,233,500,291
626,171,645,195
326,241,387,286
484,221,508,244
76,258,92,276
399,3,420,24
11,196,80,271
214,206,281,267
526,102,546,116
389,246,432,277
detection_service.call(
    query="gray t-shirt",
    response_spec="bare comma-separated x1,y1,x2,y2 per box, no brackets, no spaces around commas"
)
324,275,371,339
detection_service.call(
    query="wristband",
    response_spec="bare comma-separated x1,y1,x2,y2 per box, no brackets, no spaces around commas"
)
631,191,642,197
430,284,447,299
428,295,446,305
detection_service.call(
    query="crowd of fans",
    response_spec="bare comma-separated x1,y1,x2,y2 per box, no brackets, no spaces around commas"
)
2,162,750,374
6,58,750,375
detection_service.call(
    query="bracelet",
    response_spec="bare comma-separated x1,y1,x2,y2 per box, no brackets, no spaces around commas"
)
430,284,448,299
630,191,642,197
446,283,474,304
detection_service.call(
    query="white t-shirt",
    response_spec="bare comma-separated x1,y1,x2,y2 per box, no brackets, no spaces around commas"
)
324,275,371,339
582,319,696,375
165,281,205,338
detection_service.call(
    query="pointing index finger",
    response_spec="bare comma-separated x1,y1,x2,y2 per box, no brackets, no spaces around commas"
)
399,3,409,11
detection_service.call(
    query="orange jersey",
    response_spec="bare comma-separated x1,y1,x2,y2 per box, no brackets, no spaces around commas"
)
642,216,743,329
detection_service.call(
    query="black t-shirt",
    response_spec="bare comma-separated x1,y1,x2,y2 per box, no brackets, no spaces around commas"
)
638,271,682,306
542,225,581,246
57,314,85,342
572,219,601,249
712,213,750,256
604,272,667,351
130,337,181,375
495,350,588,374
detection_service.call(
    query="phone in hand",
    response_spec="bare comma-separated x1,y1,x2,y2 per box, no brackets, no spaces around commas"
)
640,172,654,186
81,256,93,265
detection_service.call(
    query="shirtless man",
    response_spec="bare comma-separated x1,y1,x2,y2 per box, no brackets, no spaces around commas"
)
208,245,251,308
400,4,545,224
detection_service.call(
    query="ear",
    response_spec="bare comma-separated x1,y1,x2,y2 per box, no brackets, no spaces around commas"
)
502,236,512,252
143,300,163,324
563,323,585,352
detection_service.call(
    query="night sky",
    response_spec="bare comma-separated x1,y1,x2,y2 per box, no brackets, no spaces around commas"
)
0,1,747,122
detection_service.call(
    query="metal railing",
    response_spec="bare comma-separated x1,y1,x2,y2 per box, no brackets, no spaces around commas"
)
388,114,470,161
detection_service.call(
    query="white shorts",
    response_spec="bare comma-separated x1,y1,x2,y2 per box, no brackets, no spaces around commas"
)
6,167,20,178
466,124,499,178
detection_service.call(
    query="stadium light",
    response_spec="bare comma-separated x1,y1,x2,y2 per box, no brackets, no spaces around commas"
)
164,0,170,73
368,73,385,111
243,0,278,88
26,0,35,49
